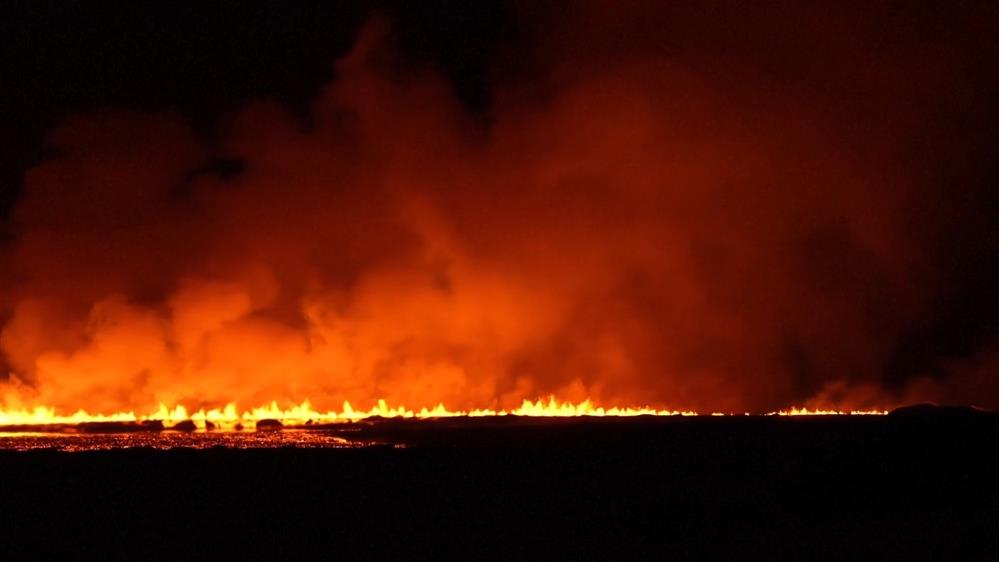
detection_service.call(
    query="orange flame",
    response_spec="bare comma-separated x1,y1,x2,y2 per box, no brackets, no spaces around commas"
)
0,397,888,430
771,406,888,416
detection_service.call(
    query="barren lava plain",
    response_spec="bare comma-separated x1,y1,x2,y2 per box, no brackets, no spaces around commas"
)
0,407,996,559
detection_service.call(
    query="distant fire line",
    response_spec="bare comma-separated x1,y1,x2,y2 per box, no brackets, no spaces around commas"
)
0,397,888,429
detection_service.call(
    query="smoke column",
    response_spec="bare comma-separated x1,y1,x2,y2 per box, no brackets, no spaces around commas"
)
2,2,998,413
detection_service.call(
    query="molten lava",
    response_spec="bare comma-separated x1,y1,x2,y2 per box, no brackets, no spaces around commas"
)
0,396,887,431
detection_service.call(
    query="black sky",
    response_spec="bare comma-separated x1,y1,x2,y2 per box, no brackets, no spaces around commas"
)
0,1,515,216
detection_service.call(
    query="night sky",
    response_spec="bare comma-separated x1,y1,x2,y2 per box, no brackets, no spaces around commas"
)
0,2,511,209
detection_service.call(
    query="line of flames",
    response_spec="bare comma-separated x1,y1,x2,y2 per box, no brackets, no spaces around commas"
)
0,397,888,428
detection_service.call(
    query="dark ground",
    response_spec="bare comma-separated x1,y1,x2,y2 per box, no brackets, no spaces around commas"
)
1,411,998,560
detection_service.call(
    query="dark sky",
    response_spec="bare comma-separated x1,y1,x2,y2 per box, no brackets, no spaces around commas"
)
1,1,998,411
0,1,514,215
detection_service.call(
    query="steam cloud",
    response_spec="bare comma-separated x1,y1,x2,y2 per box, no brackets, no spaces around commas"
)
2,3,997,413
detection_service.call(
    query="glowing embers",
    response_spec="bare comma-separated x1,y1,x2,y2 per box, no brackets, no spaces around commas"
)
0,431,361,451
0,396,887,432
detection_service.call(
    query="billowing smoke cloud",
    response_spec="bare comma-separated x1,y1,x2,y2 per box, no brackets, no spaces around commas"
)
1,3,997,413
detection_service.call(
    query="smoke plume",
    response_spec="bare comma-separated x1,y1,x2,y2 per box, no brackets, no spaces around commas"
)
2,3,998,413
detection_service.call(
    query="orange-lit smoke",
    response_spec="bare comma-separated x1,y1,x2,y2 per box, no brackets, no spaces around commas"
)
1,4,997,416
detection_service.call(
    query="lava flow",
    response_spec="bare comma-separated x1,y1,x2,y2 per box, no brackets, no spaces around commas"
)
0,396,888,432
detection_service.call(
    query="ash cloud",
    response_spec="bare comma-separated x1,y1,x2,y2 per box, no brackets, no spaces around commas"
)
2,2,998,413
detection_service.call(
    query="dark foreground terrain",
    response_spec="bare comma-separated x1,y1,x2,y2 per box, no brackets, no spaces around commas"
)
1,409,998,560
